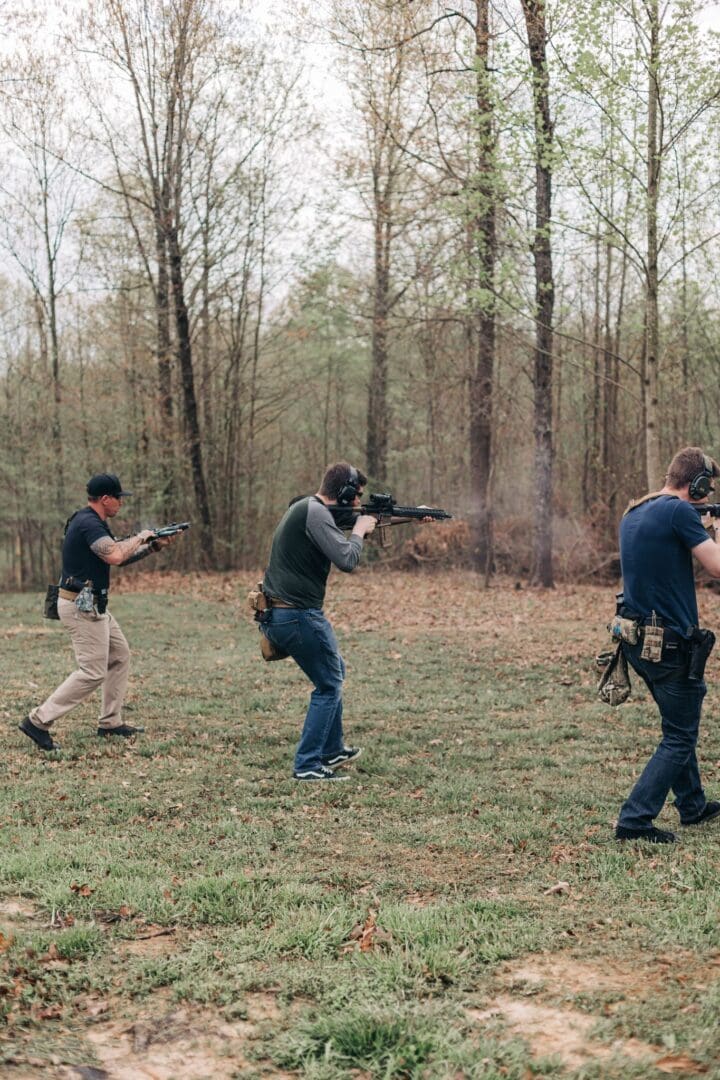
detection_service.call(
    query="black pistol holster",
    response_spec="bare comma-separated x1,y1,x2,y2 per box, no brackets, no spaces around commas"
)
688,628,716,682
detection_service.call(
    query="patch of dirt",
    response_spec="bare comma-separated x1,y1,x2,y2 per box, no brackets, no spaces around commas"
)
469,995,657,1070
0,897,38,922
501,954,652,995
469,954,714,1074
82,995,289,1080
500,951,720,996
117,928,179,959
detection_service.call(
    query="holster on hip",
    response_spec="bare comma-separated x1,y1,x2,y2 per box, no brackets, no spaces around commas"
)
259,629,289,662
688,628,715,682
43,584,60,620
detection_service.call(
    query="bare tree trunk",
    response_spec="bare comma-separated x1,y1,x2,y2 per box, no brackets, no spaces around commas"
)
367,205,390,480
167,222,215,564
42,182,65,513
644,0,661,487
523,0,555,588
154,214,175,510
468,0,496,576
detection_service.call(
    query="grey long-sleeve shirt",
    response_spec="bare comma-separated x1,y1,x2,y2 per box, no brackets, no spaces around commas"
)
262,496,363,609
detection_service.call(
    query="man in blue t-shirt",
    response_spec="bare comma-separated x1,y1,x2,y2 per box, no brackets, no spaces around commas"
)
19,473,178,752
615,446,720,843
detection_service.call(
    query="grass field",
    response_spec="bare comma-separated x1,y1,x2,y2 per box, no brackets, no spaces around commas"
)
2,569,720,1079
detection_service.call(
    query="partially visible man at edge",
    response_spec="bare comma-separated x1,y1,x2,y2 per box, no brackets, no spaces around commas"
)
19,473,178,752
260,462,377,781
615,446,720,843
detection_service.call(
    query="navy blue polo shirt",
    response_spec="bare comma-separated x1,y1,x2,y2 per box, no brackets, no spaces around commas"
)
620,495,711,638
61,507,114,592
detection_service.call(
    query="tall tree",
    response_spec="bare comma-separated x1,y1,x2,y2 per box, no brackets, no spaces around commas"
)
83,0,225,561
522,0,555,587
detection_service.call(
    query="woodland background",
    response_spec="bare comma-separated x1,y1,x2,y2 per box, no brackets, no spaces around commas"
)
2,0,720,589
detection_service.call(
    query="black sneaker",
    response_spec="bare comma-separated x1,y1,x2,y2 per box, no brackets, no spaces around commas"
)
615,825,677,844
98,724,144,737
322,746,363,769
681,800,720,827
18,716,60,752
293,765,349,782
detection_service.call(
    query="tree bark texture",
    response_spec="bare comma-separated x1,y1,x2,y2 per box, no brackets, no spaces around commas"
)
468,0,497,576
522,0,555,588
644,0,661,488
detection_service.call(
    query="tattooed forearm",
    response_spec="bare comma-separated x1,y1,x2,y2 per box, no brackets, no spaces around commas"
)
91,534,148,564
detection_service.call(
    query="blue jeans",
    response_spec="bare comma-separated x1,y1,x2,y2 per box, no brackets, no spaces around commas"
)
617,641,707,830
263,608,346,772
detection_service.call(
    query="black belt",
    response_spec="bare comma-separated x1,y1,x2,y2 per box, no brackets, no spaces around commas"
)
620,609,691,651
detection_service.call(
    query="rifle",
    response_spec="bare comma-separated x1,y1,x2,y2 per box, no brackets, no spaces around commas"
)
692,505,720,518
329,493,451,547
152,521,191,538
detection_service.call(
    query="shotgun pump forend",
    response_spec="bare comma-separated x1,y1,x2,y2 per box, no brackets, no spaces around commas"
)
153,521,191,537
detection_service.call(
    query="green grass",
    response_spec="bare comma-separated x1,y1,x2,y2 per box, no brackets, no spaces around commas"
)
2,575,720,1077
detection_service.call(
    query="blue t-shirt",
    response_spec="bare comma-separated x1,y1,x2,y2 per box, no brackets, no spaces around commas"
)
619,495,710,638
61,506,114,592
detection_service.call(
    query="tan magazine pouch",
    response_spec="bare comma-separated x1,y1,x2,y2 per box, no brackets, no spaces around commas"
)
597,643,631,706
247,583,269,616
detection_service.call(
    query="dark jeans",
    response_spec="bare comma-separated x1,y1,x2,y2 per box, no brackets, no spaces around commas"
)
617,641,707,830
263,608,346,772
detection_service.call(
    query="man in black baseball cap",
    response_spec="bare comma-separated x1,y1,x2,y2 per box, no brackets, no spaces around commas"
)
86,473,133,499
20,472,182,752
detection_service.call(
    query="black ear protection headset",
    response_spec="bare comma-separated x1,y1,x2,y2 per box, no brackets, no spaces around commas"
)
689,454,715,501
336,466,361,506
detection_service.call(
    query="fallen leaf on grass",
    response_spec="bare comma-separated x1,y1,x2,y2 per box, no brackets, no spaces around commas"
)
655,1054,708,1074
35,1004,63,1020
94,906,133,924
40,942,60,962
0,931,13,952
86,999,111,1017
50,910,75,929
543,880,570,896
340,908,393,954
70,883,94,897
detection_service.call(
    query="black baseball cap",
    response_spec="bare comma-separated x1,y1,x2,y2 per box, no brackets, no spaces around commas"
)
86,473,132,498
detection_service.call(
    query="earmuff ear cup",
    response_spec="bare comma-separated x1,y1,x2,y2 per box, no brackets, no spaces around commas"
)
689,455,714,501
336,467,359,506
689,474,713,500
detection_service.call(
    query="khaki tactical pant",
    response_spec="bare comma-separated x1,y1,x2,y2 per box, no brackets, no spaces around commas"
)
30,598,130,731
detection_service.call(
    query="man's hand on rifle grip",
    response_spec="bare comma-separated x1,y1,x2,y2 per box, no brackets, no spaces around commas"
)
352,514,377,539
